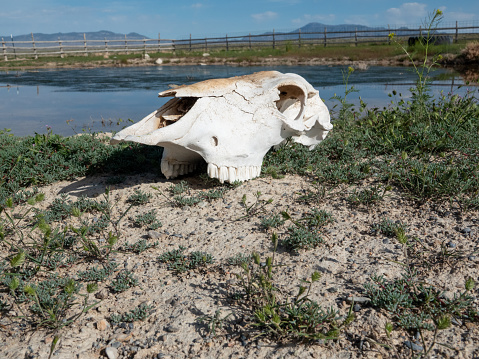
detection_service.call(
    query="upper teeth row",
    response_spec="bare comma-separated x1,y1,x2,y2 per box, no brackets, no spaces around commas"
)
161,160,197,179
207,163,261,183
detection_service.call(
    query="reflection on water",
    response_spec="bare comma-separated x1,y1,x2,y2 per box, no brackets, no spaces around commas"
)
0,65,476,137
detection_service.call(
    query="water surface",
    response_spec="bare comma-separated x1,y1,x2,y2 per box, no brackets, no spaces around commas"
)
0,65,468,136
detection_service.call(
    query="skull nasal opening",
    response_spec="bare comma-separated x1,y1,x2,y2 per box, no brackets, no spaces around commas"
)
275,85,305,122
156,97,198,129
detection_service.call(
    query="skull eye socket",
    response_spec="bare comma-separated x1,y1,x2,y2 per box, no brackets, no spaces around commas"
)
156,97,198,129
275,85,304,122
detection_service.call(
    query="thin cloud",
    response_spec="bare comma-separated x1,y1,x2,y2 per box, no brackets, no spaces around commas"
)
190,3,204,9
385,2,428,25
251,11,278,22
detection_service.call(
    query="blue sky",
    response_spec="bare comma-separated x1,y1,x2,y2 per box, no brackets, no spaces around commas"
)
2,1,478,39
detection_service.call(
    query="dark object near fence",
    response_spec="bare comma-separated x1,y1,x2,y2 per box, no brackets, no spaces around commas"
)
408,35,453,47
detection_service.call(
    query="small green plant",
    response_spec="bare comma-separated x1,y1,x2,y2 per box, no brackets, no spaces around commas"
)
201,188,226,201
260,214,285,230
389,9,445,119
365,206,478,356
330,66,359,122
77,261,119,282
371,218,408,238
110,303,154,323
365,271,478,356
282,226,324,252
237,192,273,220
168,181,190,195
22,276,99,330
280,208,333,252
346,184,390,207
232,234,354,341
127,189,152,205
158,247,215,274
123,239,159,254
132,209,162,230
196,309,233,337
227,253,253,267
110,270,138,293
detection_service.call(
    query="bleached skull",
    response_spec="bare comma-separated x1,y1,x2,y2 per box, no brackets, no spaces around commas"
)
110,71,332,183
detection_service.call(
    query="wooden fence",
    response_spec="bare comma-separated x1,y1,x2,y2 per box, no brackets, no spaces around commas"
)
2,22,479,61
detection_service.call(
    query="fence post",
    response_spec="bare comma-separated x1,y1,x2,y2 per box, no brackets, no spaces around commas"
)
31,33,38,59
172,39,176,53
272,29,275,49
158,33,161,53
355,27,358,46
143,38,146,53
388,24,391,45
226,34,229,51
189,34,192,51
124,34,129,54
324,27,327,47
2,38,7,61
298,28,301,48
83,33,87,56
419,26,422,38
455,21,458,43
104,38,108,57
249,33,251,49
10,35,16,59
59,37,64,58
205,37,208,52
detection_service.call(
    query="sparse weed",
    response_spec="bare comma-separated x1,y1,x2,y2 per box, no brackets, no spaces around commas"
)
127,189,152,205
283,226,324,252
232,234,354,341
371,217,408,238
365,270,478,356
132,209,162,230
77,261,119,282
280,208,333,252
110,303,153,324
158,246,215,274
196,309,233,338
330,66,359,122
123,239,159,254
168,181,190,195
260,214,285,230
347,184,390,207
172,195,202,207
153,180,227,208
237,192,273,220
110,270,138,293
22,275,98,330
227,253,253,267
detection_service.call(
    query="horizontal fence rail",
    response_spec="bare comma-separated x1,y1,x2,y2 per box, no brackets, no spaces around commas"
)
2,22,479,61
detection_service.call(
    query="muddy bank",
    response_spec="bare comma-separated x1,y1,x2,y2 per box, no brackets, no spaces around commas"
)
0,55,451,71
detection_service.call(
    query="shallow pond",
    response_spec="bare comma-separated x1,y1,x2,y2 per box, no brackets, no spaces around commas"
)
0,65,471,136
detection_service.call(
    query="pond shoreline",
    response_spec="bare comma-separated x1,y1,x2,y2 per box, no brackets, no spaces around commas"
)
1,54,474,72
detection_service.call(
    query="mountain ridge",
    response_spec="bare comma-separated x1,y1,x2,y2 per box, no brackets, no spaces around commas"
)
1,30,149,42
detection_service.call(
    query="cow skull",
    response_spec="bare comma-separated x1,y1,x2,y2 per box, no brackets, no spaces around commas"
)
110,71,332,183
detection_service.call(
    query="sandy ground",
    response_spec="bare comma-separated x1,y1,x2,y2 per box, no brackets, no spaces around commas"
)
0,167,478,359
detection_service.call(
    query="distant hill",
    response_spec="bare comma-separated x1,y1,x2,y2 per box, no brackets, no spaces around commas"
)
2,30,150,42
248,22,416,41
